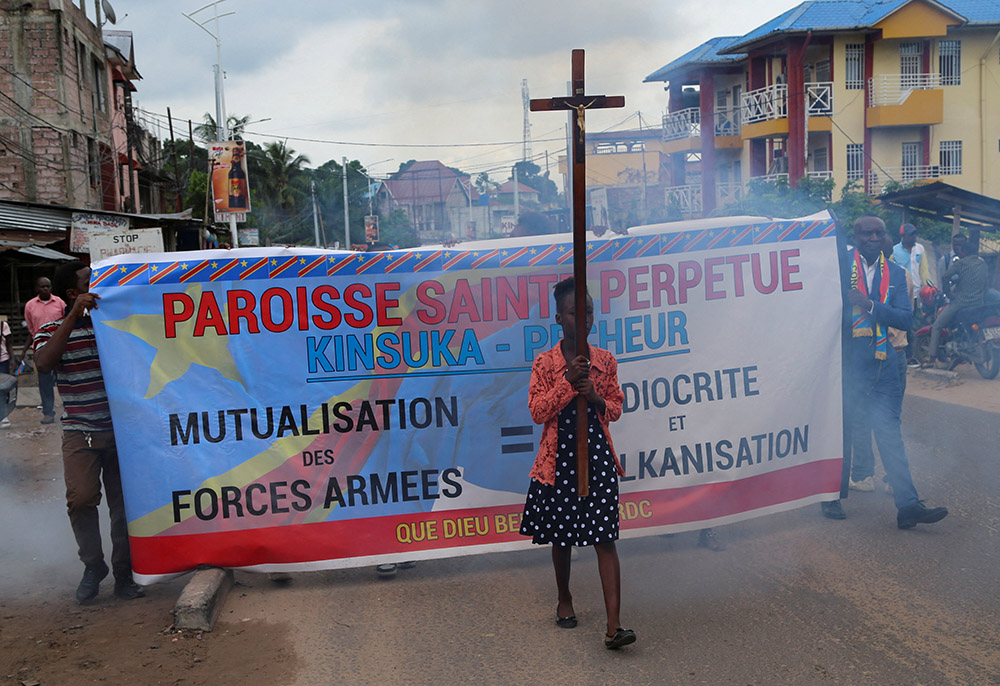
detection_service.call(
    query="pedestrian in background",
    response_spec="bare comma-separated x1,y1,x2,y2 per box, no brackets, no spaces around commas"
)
23,276,65,425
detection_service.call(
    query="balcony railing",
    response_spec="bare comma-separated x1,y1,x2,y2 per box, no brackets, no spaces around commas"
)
741,82,834,123
868,165,940,194
665,184,702,213
714,106,742,136
716,182,743,207
743,84,787,123
868,74,941,107
662,105,743,142
662,108,700,142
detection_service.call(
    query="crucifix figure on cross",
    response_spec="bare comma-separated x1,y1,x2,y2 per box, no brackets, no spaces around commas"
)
530,49,624,498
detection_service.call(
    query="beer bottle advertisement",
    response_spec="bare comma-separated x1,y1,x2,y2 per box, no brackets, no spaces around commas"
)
209,141,252,220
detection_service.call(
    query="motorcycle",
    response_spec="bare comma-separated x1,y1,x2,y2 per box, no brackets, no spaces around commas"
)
913,282,1000,380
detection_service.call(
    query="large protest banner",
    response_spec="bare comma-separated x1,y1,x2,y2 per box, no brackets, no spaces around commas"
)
90,213,843,583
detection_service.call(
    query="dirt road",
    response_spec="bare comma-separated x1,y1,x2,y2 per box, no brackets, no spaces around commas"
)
1,365,997,685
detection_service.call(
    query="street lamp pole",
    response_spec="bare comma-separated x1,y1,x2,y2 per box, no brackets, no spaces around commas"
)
183,0,239,247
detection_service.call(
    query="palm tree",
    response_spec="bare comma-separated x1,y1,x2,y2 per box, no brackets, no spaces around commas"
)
193,113,254,142
249,140,310,208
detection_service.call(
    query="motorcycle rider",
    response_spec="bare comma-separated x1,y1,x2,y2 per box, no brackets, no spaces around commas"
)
927,236,989,366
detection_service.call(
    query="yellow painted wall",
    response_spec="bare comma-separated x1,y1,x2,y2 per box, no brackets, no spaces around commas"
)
829,36,869,191
867,89,944,127
874,0,961,40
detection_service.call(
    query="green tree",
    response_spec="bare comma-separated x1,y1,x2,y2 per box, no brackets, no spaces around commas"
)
193,113,254,142
511,160,560,206
378,209,418,248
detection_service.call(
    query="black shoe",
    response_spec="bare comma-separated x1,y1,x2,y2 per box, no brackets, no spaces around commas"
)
113,578,146,600
76,561,109,604
697,528,726,551
821,500,846,520
897,501,948,529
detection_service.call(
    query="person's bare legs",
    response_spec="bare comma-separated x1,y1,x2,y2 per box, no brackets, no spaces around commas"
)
552,545,574,618
594,541,621,635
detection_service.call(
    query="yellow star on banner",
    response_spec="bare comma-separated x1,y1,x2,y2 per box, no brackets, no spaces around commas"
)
102,283,245,399
211,261,218,268
180,263,189,270
530,248,537,254
241,260,248,267
150,265,158,272
298,257,306,264
558,246,566,252
119,266,127,273
587,243,593,250
501,250,508,256
356,254,364,261
328,256,336,262
386,254,393,261
270,258,277,265
472,252,479,257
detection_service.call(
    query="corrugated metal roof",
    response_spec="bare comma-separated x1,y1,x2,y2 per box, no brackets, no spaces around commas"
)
645,36,745,83
723,0,986,53
0,202,71,234
17,245,75,261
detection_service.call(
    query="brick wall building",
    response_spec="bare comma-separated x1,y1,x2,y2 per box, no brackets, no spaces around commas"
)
0,0,119,209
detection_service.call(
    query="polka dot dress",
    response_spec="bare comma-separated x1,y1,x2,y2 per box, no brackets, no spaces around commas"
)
520,403,619,547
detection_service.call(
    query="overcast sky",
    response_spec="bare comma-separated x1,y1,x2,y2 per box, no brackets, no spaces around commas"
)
107,0,797,182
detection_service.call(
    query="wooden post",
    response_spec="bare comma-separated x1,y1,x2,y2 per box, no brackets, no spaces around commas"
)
530,50,624,496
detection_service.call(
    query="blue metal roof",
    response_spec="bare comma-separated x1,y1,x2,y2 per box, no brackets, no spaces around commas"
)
644,36,745,83
724,0,993,52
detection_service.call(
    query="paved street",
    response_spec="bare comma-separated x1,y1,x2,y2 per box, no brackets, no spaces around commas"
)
2,384,999,685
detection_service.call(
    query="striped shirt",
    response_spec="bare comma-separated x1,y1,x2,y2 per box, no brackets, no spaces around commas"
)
33,316,112,431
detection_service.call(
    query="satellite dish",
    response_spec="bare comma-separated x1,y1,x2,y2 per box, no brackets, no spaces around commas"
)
102,0,117,24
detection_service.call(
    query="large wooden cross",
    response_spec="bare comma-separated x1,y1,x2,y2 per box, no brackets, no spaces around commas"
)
530,50,624,497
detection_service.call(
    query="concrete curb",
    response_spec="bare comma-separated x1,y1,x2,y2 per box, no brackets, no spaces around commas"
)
912,367,960,385
173,567,233,632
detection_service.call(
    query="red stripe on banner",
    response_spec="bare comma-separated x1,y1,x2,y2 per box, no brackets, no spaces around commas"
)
384,253,413,273
298,255,326,277
327,255,356,276
356,253,386,274
150,262,180,284
662,233,685,253
412,251,441,271
128,460,842,576
729,225,753,246
471,249,499,269
118,264,148,285
683,229,709,252
180,260,211,283
820,222,836,237
500,247,529,267
528,244,559,266
210,259,239,282
612,238,638,260
557,248,575,264
444,251,471,270
754,223,778,244
239,257,268,280
90,267,117,288
798,220,821,239
588,241,613,261
706,229,729,250
777,222,798,242
270,258,297,278
637,236,659,257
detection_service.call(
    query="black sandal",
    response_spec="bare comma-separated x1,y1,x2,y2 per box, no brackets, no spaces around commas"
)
604,628,636,649
556,614,578,629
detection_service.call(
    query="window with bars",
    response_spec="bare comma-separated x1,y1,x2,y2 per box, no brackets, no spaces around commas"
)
940,140,962,174
847,143,864,181
845,44,864,90
939,40,961,86
900,42,923,89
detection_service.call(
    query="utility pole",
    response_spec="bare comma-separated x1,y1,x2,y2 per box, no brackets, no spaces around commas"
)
342,157,350,248
184,0,238,247
311,180,321,247
513,166,520,222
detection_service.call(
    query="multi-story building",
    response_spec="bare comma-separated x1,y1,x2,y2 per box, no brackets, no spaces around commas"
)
645,0,1000,217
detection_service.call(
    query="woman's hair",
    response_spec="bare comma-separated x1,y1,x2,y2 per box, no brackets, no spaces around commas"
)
53,260,86,301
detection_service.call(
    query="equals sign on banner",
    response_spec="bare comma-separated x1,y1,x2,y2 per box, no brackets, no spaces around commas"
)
500,425,535,454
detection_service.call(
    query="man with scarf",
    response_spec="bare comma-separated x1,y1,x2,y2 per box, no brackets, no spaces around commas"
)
821,215,948,529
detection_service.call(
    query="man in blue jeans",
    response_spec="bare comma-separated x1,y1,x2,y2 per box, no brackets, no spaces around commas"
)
821,216,948,529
